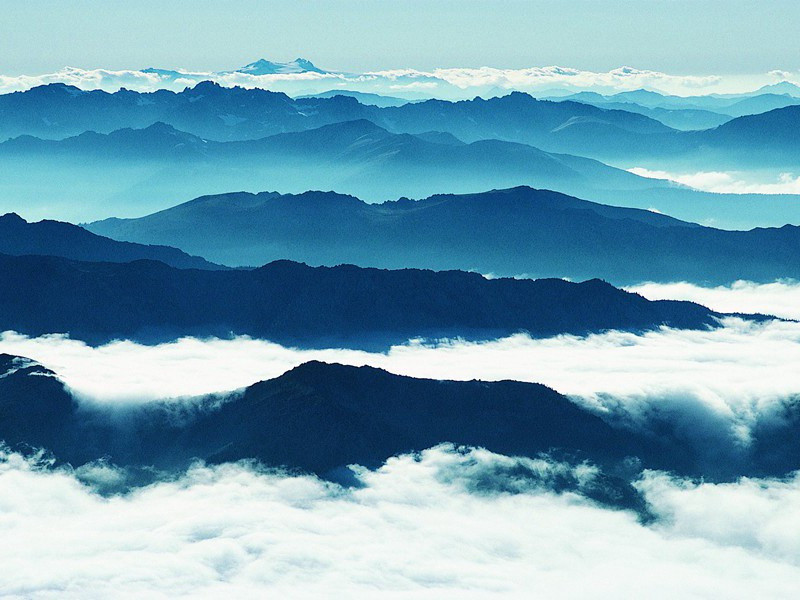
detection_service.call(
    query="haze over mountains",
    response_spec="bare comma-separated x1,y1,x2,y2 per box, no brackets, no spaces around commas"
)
2,80,798,226
548,85,800,130
88,187,800,285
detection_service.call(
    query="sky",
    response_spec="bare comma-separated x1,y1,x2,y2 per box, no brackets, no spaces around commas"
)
1,0,798,76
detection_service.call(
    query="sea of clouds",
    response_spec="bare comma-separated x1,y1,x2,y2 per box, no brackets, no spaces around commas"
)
0,445,798,599
2,315,799,458
627,279,800,320
0,63,767,98
2,281,799,597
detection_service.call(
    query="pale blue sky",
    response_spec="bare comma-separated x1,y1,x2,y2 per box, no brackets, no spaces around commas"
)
1,0,797,75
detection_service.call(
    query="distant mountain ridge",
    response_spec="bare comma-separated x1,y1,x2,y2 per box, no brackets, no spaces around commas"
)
0,119,671,206
2,81,798,227
0,81,670,149
87,186,800,285
233,57,326,75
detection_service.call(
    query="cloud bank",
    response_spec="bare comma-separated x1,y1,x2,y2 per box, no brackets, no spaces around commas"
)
0,63,759,98
0,445,797,599
629,168,800,195
1,318,799,449
628,280,800,320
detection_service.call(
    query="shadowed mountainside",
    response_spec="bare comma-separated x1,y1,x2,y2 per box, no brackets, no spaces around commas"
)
88,186,800,285
1,357,797,490
0,212,221,269
0,254,721,346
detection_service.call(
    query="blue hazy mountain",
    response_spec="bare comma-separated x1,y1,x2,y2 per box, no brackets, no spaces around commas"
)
2,81,797,165
2,81,798,179
552,87,800,117
752,81,800,96
87,187,800,285
689,105,800,163
1,357,796,491
296,89,412,107
0,119,669,214
544,92,732,130
0,82,669,146
0,212,220,269
4,117,798,227
0,254,721,346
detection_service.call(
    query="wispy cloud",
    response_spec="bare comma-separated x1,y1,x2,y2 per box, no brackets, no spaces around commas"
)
0,445,797,598
629,168,800,195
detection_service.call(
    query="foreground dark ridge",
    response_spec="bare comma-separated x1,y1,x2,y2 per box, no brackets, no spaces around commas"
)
0,356,796,488
89,186,800,285
0,212,221,269
0,254,720,347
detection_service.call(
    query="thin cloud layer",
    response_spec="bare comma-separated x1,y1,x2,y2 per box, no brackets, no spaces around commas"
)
629,168,800,195
627,280,800,320
0,63,752,98
0,445,797,599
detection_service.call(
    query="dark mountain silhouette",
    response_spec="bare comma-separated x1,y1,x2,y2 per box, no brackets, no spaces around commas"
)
88,186,800,285
0,354,80,456
0,254,720,346
1,358,797,491
0,212,220,269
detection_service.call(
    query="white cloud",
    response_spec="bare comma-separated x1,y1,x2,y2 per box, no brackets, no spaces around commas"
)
1,318,799,449
628,168,800,195
0,64,754,98
627,280,800,320
425,65,721,93
638,470,800,565
0,445,797,599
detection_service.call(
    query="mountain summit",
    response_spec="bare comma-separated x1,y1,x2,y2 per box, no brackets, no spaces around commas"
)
236,57,325,75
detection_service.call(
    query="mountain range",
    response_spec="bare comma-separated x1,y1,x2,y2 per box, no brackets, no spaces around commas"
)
87,186,800,284
0,82,671,150
5,80,797,157
548,86,800,131
0,254,722,346
1,356,796,492
0,212,220,269
0,118,676,218
3,110,798,227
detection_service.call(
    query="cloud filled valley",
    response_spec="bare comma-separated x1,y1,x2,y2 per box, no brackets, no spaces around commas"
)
1,445,798,599
2,315,799,478
2,8,799,594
